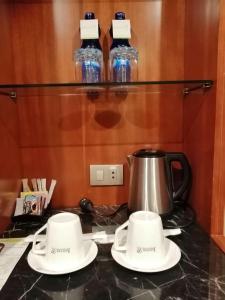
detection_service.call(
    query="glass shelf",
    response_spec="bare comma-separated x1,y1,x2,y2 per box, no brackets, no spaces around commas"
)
0,80,213,100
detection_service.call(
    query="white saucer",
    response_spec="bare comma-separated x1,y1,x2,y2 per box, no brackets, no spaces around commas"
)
27,240,98,275
111,238,181,273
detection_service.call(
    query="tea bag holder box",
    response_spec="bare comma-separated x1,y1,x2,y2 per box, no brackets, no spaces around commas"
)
12,178,57,222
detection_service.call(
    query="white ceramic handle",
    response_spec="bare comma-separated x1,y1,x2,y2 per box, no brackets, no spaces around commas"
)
32,223,47,255
114,220,129,251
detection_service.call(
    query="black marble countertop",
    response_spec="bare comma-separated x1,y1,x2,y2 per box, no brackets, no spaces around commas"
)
0,205,225,300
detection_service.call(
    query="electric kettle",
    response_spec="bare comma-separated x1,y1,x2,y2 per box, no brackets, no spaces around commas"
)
127,149,191,215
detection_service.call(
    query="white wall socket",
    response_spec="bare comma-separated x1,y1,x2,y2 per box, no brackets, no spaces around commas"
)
90,164,123,186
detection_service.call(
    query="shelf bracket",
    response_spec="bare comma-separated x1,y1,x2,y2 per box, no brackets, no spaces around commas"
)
0,91,17,101
183,82,212,96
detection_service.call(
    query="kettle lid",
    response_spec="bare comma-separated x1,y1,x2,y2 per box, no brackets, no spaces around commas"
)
133,149,165,158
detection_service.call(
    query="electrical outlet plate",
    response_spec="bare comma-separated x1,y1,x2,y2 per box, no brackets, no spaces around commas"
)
90,164,123,186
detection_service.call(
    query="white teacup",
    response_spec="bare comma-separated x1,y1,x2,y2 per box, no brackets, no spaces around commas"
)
114,211,166,267
32,212,84,270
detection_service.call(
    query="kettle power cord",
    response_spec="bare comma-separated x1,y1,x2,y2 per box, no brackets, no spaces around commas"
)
79,198,128,217
79,198,195,228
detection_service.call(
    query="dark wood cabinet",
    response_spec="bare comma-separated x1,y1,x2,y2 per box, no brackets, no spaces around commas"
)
0,0,224,252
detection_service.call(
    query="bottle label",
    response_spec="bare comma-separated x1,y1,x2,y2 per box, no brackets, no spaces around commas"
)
112,20,131,39
80,19,99,39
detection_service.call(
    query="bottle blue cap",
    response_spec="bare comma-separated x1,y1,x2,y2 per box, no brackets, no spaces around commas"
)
115,12,125,20
84,12,95,20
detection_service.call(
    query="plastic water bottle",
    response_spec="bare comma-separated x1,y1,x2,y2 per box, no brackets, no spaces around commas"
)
75,12,103,83
109,12,138,82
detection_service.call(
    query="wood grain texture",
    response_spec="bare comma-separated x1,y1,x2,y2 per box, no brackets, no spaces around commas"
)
0,1,21,218
184,0,219,79
0,216,10,234
183,0,219,233
211,235,225,254
183,89,216,232
0,1,14,83
211,1,225,236
0,95,21,216
17,90,183,147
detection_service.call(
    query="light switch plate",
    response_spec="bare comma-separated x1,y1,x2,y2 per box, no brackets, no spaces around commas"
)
90,164,123,186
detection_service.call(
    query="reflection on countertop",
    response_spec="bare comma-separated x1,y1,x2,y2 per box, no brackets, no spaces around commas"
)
0,205,225,300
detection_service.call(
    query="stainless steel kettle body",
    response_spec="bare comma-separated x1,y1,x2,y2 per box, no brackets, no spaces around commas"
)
127,149,191,215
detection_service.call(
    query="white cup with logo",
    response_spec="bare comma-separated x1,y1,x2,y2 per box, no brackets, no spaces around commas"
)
32,212,85,270
114,211,166,267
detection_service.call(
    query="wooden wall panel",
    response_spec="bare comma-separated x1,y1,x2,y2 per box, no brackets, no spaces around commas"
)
0,95,21,220
183,89,216,232
0,1,14,83
184,0,219,79
0,1,21,230
84,91,183,145
17,90,183,147
183,0,219,232
4,0,185,207
211,2,225,236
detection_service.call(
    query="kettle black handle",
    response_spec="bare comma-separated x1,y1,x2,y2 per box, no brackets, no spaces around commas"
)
165,152,191,200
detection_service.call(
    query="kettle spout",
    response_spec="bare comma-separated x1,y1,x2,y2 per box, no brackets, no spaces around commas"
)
127,154,134,167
